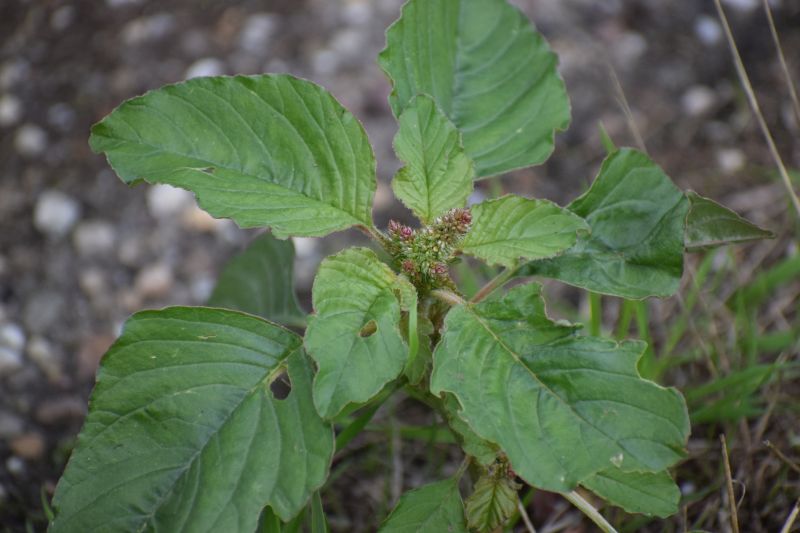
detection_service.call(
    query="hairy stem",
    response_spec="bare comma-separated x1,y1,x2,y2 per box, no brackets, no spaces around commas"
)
470,263,521,303
431,289,466,307
562,491,618,533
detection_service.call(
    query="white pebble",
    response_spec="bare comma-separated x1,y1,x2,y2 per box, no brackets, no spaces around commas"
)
122,13,175,46
0,347,22,376
184,58,225,79
14,123,47,157
73,220,116,256
721,0,759,11
147,184,193,218
682,86,716,117
613,32,647,66
717,148,746,173
694,15,722,46
311,49,340,76
292,237,317,260
239,13,277,54
50,5,76,31
0,94,22,126
34,190,81,238
5,456,24,476
135,263,174,299
0,323,26,352
27,337,61,381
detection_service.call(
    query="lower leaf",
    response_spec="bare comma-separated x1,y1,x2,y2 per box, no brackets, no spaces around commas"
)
465,469,520,533
379,479,467,533
581,468,681,518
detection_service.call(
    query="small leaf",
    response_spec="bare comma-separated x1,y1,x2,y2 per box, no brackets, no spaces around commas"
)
379,0,570,177
460,195,589,267
208,232,305,326
379,479,467,533
90,75,376,238
465,472,519,532
305,248,408,419
684,190,774,252
581,468,681,518
430,283,690,492
522,149,689,299
392,95,474,223
50,307,333,532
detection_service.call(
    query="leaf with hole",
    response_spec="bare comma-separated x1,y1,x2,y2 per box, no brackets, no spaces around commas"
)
379,0,570,177
521,149,689,299
90,75,376,238
304,248,408,419
379,479,467,533
50,307,333,532
460,195,589,267
208,232,305,326
430,283,690,492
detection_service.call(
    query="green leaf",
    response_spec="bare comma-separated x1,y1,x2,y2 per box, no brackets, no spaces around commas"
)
305,248,408,419
50,307,334,532
379,479,467,533
379,0,570,177
684,190,774,252
522,149,689,299
430,284,690,492
208,232,305,326
443,395,498,466
581,468,681,518
392,95,474,223
465,473,519,533
90,75,376,238
459,195,589,267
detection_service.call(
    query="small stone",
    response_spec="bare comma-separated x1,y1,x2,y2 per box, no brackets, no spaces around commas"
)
717,148,746,173
695,15,722,46
721,0,758,11
135,263,174,299
77,335,114,379
14,123,47,157
27,336,62,382
0,410,24,439
311,49,340,76
34,190,81,238
147,184,193,218
0,94,22,126
239,13,278,53
73,220,116,256
0,323,26,353
47,102,76,132
6,456,25,477
613,32,647,66
78,268,107,299
35,397,86,425
190,275,215,303
50,5,76,31
342,1,372,25
682,86,716,117
117,235,147,267
181,205,218,232
330,29,365,59
23,291,65,334
10,432,45,460
0,347,23,376
184,58,225,79
122,13,175,45
0,60,30,90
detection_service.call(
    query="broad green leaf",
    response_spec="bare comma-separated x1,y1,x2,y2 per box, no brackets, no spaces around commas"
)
392,95,474,223
430,284,690,492
90,75,376,238
379,479,467,533
305,248,407,419
51,307,333,532
465,473,519,532
522,149,689,299
684,190,773,252
460,195,589,267
379,0,570,177
208,232,305,326
582,468,681,518
443,395,498,466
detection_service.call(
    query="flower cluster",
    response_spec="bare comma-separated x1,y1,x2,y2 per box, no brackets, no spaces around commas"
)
386,208,472,291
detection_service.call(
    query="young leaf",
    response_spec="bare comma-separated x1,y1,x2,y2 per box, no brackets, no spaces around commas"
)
392,95,474,224
430,284,690,492
684,190,774,251
522,149,689,299
465,473,519,532
208,232,306,326
379,479,468,533
90,75,376,238
379,0,570,177
50,307,333,532
459,195,589,267
581,468,681,518
305,248,408,419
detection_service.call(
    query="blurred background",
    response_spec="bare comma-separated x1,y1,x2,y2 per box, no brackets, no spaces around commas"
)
0,0,798,531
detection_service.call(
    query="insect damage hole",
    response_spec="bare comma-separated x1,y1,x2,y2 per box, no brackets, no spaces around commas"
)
268,371,292,400
359,319,378,338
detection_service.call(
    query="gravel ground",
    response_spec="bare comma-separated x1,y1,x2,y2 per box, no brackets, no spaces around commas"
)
1,0,798,531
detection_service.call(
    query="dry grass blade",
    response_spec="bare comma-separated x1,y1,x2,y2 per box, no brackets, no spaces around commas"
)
780,499,800,533
762,0,800,127
713,0,800,218
720,434,741,533
764,440,800,475
517,500,537,533
606,60,647,154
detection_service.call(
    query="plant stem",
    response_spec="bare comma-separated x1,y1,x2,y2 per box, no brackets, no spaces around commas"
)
719,434,741,533
471,263,521,303
431,289,466,307
517,500,537,533
562,491,618,533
